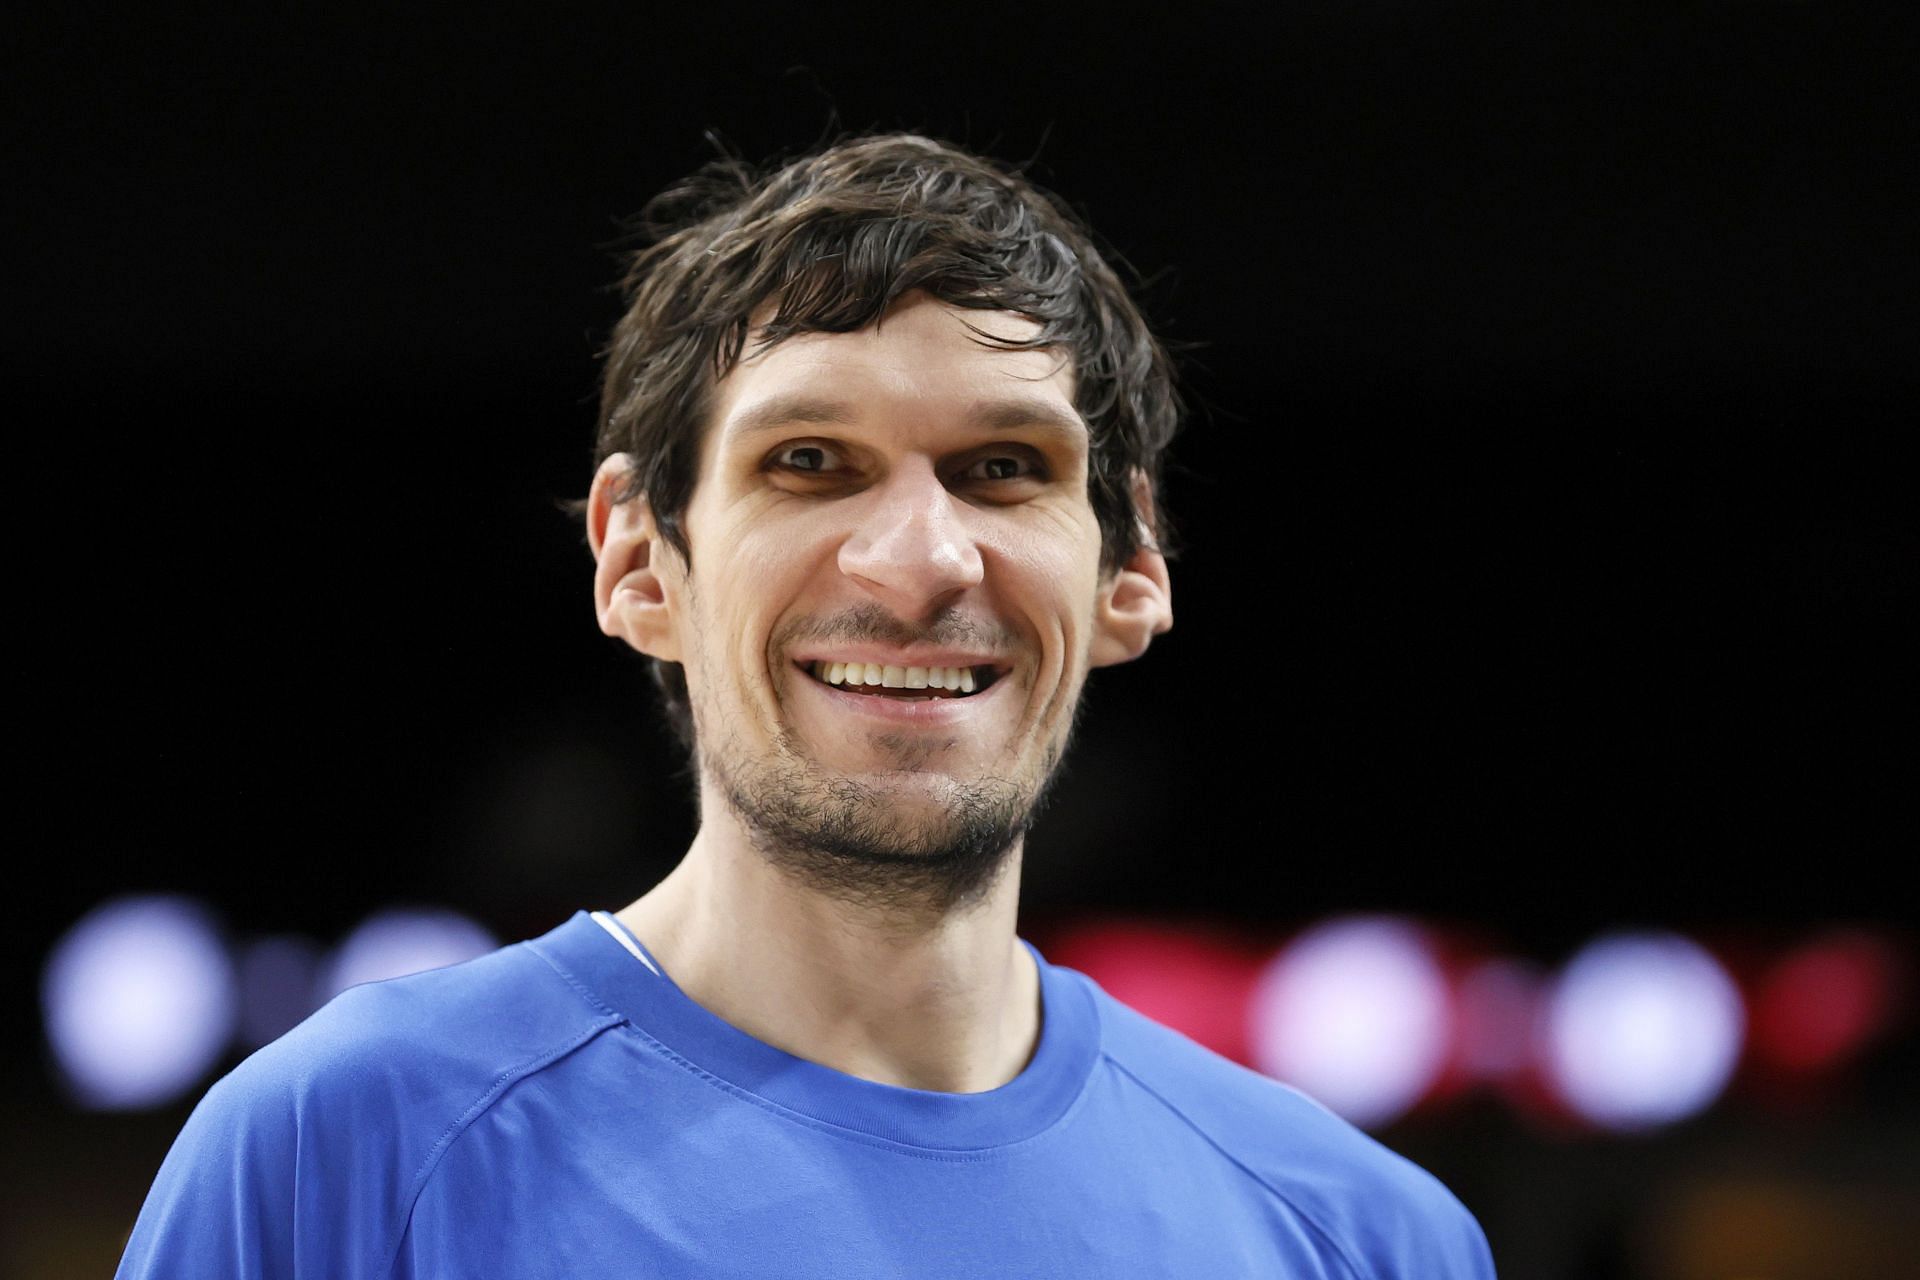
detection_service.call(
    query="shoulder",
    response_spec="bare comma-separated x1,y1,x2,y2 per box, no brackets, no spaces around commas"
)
1068,967,1496,1280
118,937,622,1280
215,936,617,1140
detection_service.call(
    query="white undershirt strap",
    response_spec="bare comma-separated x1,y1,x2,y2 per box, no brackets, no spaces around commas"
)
589,910,662,977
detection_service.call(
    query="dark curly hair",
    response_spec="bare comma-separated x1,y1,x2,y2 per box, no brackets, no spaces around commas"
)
591,132,1183,752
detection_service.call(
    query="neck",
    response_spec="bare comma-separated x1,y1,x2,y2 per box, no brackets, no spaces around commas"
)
614,804,1041,1094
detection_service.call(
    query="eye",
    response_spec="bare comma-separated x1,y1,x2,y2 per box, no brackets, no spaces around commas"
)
960,452,1043,483
770,442,844,473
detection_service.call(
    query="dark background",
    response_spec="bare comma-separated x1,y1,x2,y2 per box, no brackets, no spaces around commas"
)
8,3,1916,1276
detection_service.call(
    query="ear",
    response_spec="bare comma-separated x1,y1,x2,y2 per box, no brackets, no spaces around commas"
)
588,453,683,663
1089,470,1174,668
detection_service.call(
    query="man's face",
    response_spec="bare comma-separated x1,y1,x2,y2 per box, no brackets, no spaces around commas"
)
596,290,1168,910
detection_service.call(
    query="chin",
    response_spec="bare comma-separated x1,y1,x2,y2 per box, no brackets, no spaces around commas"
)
855,771,979,812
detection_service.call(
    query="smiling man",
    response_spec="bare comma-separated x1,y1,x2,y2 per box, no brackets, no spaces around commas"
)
119,135,1494,1278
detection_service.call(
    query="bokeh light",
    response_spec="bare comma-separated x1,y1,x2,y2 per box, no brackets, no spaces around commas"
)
1041,919,1265,1064
317,907,498,1002
1456,956,1545,1082
1749,930,1902,1075
1248,916,1452,1129
41,896,238,1110
1541,931,1745,1132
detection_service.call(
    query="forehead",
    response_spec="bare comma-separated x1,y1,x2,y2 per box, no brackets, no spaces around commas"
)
708,293,1083,450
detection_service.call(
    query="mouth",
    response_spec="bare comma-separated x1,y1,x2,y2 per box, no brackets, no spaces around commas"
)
794,659,1004,702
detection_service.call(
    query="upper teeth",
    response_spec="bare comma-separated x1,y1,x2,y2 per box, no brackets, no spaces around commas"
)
813,661,979,693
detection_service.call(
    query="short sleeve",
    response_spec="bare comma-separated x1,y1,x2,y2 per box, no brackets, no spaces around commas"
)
114,989,424,1280
116,1064,304,1279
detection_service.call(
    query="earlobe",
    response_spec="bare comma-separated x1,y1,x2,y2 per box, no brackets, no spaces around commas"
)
1089,471,1174,668
588,454,683,663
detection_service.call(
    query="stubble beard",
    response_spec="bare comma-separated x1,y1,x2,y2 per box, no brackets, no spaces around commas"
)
701,713,1075,921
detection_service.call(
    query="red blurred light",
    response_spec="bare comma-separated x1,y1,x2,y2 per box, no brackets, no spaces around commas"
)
1749,931,1903,1075
1454,957,1546,1085
1042,919,1266,1065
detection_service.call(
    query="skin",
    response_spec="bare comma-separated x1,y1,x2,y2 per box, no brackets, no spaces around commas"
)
587,290,1172,1093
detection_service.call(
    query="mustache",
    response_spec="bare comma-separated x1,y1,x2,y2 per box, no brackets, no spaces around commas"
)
772,603,1020,654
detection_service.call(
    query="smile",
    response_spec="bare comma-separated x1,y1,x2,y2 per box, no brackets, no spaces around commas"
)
803,660,999,700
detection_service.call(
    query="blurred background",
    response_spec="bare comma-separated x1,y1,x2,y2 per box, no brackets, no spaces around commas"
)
8,2,1916,1276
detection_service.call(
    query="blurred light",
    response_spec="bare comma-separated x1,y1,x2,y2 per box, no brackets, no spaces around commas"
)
238,934,325,1049
1457,957,1546,1081
41,896,238,1110
1042,920,1264,1064
1750,930,1902,1075
1248,916,1451,1129
1541,931,1744,1131
318,907,497,1002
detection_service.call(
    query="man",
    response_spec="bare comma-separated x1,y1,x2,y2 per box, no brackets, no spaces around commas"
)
119,134,1495,1277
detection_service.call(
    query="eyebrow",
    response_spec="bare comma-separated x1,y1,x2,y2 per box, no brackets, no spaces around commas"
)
723,394,1088,444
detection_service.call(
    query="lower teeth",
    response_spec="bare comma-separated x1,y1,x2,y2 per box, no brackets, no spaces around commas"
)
831,681,965,700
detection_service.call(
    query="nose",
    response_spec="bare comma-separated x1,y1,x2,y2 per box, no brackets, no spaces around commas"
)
837,459,985,617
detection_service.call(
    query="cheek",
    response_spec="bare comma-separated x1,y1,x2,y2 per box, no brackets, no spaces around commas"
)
987,518,1105,680
1001,509,1104,600
724,516,836,612
706,516,836,662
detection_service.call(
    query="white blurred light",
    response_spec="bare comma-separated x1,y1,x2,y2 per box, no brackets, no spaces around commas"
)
42,896,238,1110
318,908,497,1002
238,934,324,1048
1248,916,1452,1129
1541,931,1745,1131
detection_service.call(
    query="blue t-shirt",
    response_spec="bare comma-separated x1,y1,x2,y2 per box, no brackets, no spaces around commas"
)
118,910,1495,1278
